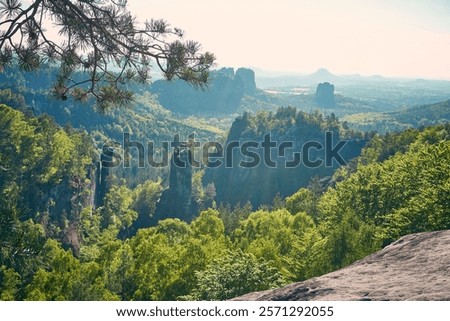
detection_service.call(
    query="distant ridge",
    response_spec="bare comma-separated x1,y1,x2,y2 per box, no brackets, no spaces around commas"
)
255,67,450,88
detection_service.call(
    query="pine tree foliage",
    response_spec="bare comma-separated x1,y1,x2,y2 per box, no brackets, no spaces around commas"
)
0,0,215,109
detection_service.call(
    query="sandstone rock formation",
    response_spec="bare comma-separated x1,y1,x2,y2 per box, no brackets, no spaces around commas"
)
154,146,198,222
236,68,257,95
315,82,336,108
233,230,450,300
203,110,366,208
150,67,256,115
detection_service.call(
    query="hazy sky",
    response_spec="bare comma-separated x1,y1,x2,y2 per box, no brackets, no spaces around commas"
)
128,0,450,79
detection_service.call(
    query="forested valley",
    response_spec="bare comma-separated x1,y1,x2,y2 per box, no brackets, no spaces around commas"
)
0,0,449,302
1,64,449,300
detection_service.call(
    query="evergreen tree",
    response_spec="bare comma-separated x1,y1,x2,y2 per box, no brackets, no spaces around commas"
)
0,0,215,109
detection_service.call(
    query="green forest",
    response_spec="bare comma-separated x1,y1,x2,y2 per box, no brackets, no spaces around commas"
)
1,101,449,300
0,0,449,303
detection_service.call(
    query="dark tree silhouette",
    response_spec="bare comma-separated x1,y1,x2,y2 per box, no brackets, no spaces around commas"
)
0,0,215,109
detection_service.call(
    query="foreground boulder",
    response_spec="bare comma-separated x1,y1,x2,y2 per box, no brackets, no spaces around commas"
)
233,230,450,300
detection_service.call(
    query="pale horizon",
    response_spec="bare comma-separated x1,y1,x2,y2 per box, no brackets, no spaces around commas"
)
128,0,450,80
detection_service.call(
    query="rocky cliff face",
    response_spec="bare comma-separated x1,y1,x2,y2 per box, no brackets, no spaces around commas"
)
315,82,336,108
236,68,257,95
204,110,365,208
39,169,97,254
233,230,450,300
150,67,257,115
154,146,198,223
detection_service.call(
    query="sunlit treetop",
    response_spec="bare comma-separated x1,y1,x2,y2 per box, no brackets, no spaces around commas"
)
0,0,216,110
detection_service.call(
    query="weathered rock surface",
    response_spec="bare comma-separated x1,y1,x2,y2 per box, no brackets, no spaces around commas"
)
204,111,366,208
150,67,254,115
233,230,450,301
236,68,257,95
315,82,336,108
154,146,198,223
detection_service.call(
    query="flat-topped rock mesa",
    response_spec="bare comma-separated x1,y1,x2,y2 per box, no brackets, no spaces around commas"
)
233,230,450,301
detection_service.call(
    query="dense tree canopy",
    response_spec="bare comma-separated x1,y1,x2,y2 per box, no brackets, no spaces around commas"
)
0,103,449,300
0,0,215,109
0,2,448,302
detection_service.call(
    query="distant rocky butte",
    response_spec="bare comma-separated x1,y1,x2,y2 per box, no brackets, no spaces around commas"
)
232,230,450,301
315,82,336,108
236,68,257,95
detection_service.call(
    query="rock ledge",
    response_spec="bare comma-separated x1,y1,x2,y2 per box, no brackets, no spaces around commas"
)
232,230,450,301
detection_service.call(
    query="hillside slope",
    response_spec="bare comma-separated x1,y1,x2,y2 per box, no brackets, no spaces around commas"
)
342,99,450,133
233,230,450,301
